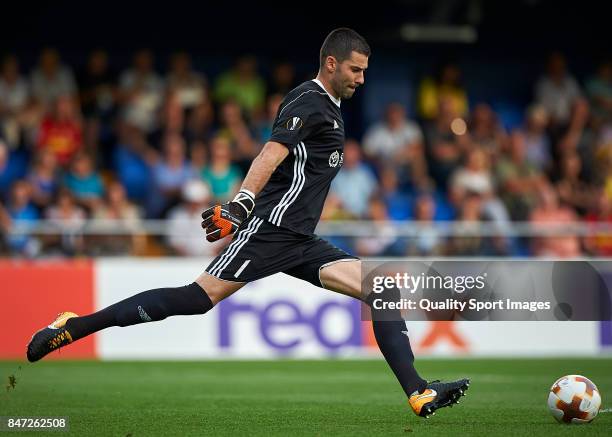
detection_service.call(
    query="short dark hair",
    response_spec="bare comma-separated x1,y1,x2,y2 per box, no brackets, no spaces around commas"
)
319,28,370,69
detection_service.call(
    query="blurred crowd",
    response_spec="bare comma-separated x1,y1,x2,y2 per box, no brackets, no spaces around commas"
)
0,48,611,258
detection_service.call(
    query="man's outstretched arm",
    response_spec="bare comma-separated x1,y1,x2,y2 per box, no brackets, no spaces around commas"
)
201,141,289,241
240,141,289,196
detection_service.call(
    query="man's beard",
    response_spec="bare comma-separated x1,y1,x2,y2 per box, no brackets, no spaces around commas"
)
331,78,347,100
341,88,355,99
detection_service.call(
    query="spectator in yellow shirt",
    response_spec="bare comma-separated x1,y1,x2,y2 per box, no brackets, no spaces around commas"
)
418,62,468,120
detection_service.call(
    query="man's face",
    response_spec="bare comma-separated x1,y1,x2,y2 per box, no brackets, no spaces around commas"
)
330,51,368,99
386,104,405,127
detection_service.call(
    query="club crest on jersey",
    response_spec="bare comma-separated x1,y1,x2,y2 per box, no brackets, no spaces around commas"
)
329,150,343,168
286,117,303,131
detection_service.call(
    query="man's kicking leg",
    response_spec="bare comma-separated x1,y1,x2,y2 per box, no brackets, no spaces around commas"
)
319,260,469,418
26,273,242,362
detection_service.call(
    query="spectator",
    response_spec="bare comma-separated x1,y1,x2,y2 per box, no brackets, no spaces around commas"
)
255,93,283,145
586,59,612,128
449,147,510,224
424,97,468,190
0,141,10,198
214,56,266,117
189,140,207,175
409,194,444,256
555,152,598,215
521,104,552,172
119,49,164,133
151,92,185,147
217,100,258,172
0,202,9,254
113,122,154,203
92,181,144,255
78,50,116,117
166,52,207,111
355,198,403,256
36,95,83,166
0,55,30,149
63,153,104,209
93,181,141,223
185,100,215,144
362,103,425,179
535,52,581,129
594,139,612,192
584,191,612,256
495,131,545,220
450,146,514,254
468,103,507,160
320,192,354,221
0,55,29,118
448,193,484,256
0,140,27,200
148,134,192,216
449,147,493,198
30,48,77,108
201,136,242,202
379,166,411,221
558,99,597,181
529,184,581,258
3,180,40,255
44,188,86,256
557,99,593,152
330,140,377,218
418,61,468,120
27,149,59,209
167,179,225,256
77,50,117,155
269,61,297,96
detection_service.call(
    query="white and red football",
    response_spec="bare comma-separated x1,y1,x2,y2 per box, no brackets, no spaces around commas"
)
548,375,602,424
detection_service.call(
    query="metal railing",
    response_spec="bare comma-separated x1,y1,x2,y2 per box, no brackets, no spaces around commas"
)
4,219,612,237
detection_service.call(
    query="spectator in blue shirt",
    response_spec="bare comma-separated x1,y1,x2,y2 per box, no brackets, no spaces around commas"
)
201,136,243,202
330,139,377,218
113,122,153,203
148,134,192,217
379,166,412,220
63,153,104,209
0,141,27,201
28,149,59,210
3,180,39,255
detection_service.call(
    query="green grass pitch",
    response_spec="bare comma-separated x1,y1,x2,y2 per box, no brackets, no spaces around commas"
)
1,358,611,436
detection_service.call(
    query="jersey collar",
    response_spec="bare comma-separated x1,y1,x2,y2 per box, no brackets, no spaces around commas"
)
312,79,341,107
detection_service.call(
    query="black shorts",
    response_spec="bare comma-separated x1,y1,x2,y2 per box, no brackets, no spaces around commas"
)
205,215,358,286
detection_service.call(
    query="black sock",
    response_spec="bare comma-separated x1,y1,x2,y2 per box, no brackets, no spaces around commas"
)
372,319,427,396
366,290,428,397
65,282,213,341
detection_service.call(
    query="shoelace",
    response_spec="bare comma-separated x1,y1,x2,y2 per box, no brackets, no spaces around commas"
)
49,331,68,349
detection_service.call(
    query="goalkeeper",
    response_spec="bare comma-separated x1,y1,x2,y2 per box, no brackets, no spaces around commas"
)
27,28,468,418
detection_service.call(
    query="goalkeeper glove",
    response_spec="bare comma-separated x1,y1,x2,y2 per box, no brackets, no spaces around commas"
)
201,189,255,242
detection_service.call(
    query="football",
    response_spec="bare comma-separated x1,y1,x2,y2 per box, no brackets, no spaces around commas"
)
548,375,602,424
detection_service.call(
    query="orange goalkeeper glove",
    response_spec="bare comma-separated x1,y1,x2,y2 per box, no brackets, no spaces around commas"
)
201,189,255,242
